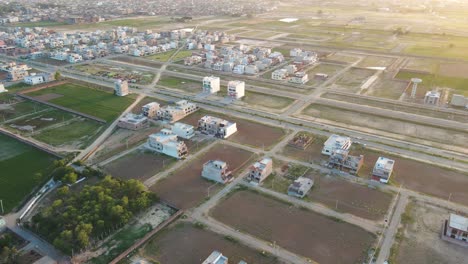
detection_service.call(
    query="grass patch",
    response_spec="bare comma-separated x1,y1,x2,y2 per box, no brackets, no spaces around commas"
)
157,76,200,93
395,70,468,96
242,91,294,111
146,50,192,62
11,21,68,28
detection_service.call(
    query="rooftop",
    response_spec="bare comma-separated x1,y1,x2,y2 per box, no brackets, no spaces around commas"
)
449,213,468,231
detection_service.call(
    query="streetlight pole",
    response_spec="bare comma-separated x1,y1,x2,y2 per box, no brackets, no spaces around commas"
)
0,200,4,214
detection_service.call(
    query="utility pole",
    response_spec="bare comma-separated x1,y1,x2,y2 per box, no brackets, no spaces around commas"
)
0,200,4,214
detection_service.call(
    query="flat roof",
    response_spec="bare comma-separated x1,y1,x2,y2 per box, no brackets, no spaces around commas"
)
449,213,468,231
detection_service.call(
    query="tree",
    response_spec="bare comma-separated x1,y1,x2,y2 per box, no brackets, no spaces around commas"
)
33,172,43,184
54,71,61,80
62,172,78,184
56,186,70,197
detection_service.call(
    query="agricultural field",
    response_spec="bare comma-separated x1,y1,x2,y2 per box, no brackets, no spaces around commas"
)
10,20,68,28
145,50,192,62
138,221,284,264
27,83,135,122
4,109,75,134
181,110,287,149
74,63,155,84
157,75,201,93
0,97,49,122
301,103,468,148
150,143,255,209
0,134,56,213
241,91,295,113
390,200,467,264
211,189,375,264
329,68,377,92
48,16,171,31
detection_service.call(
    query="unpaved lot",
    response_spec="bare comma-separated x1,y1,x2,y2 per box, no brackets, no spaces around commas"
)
211,190,375,264
150,143,255,209
393,200,467,264
139,222,284,264
439,62,468,78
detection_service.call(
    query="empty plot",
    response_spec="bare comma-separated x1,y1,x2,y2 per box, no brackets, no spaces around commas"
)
366,79,408,100
306,63,345,86
109,56,162,69
402,58,439,74
211,190,375,264
331,68,376,92
157,76,201,94
140,222,283,264
150,143,254,209
326,53,360,64
357,56,396,68
242,91,294,112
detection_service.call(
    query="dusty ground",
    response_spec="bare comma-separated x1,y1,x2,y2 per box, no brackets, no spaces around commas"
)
394,200,468,264
138,221,284,264
356,149,468,207
109,56,163,69
32,93,64,101
150,143,255,209
181,110,286,149
438,62,468,78
279,135,327,164
211,190,375,264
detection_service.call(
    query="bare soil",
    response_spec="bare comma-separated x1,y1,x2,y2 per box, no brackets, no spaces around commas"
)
140,222,284,264
150,143,255,209
109,56,163,69
439,62,468,78
33,93,63,101
211,190,375,264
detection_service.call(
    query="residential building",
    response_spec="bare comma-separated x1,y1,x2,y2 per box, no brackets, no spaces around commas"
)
288,177,314,198
146,129,188,159
247,157,273,184
443,213,468,246
172,122,195,139
157,100,198,123
424,91,440,105
327,149,364,175
203,76,220,93
244,65,259,75
371,157,395,183
0,83,7,93
4,63,30,81
288,133,314,150
289,71,309,84
290,48,302,57
321,134,352,155
114,79,129,96
451,94,467,107
67,53,83,63
202,251,228,264
201,160,233,184
227,80,245,99
142,102,160,118
271,69,288,80
197,115,237,139
233,64,245,75
23,72,53,85
285,64,297,75
117,113,148,130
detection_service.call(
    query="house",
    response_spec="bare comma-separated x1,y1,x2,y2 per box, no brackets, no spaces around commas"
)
157,100,198,123
271,69,288,80
244,65,259,75
114,79,129,96
290,48,302,57
23,73,53,85
0,83,7,93
203,251,228,264
443,213,468,246
247,157,273,184
67,53,83,63
288,177,314,198
142,102,160,118
289,71,309,84
327,149,364,175
172,122,195,139
227,80,245,99
117,113,148,130
321,134,352,155
203,76,220,94
424,91,440,105
285,64,297,75
146,129,188,159
371,157,395,183
233,64,245,75
197,115,237,139
451,94,467,107
201,160,233,184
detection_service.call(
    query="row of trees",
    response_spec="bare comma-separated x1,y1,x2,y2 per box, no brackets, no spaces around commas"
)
29,176,158,255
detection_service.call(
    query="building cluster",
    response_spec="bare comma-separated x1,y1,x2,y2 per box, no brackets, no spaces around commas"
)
197,115,237,139
202,76,245,99
185,30,236,51
0,61,31,81
271,49,318,84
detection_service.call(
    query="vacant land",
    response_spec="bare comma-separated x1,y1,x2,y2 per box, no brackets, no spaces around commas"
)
242,91,294,112
0,134,56,213
151,143,254,209
330,68,376,92
146,50,192,62
157,75,201,93
108,56,162,69
140,222,283,264
0,98,49,121
181,110,286,149
211,189,375,264
357,56,396,68
5,109,75,134
280,132,327,164
74,63,155,84
326,53,360,64
365,78,408,100
103,148,176,181
395,70,468,96
306,63,345,86
27,83,135,122
402,58,439,74
391,201,467,264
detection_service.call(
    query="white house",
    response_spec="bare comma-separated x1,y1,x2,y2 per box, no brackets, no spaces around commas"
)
197,115,237,139
0,83,7,93
371,157,395,184
232,64,245,75
272,69,288,80
23,73,52,85
227,80,245,99
114,79,129,96
201,160,233,184
424,91,440,105
146,129,188,159
247,157,273,184
203,251,228,264
289,72,309,84
67,53,83,63
443,214,468,245
321,134,352,155
288,177,314,198
171,122,195,139
451,94,467,107
202,76,220,94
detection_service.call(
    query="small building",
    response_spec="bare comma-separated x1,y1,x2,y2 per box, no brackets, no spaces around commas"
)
321,134,352,156
450,94,467,107
0,83,7,93
142,102,160,118
288,133,314,150
327,149,364,175
201,160,233,184
203,76,220,94
227,80,245,99
203,251,228,264
117,113,148,130
424,91,440,105
157,100,197,123
172,122,195,139
247,157,273,184
197,115,237,139
371,157,395,183
288,71,309,84
23,72,53,85
288,177,314,198
146,129,188,159
314,73,329,80
443,213,468,246
271,69,288,80
114,79,129,96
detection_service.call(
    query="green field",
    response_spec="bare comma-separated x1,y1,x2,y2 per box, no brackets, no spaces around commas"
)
146,50,192,62
395,71,468,96
243,91,294,111
28,83,135,122
0,134,56,213
157,76,200,93
10,21,68,28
